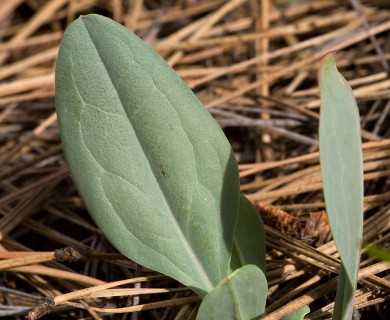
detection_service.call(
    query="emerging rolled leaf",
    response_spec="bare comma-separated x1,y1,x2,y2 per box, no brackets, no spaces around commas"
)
231,195,266,272
319,52,363,319
56,14,240,296
281,306,310,320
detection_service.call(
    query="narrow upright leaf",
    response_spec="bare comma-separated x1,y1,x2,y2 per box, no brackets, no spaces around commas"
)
319,52,363,319
231,195,266,272
56,14,240,296
196,265,268,320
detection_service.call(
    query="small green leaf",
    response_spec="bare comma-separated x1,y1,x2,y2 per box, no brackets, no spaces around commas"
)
367,245,390,262
231,195,266,272
319,52,363,319
197,265,268,320
56,14,240,297
281,306,310,320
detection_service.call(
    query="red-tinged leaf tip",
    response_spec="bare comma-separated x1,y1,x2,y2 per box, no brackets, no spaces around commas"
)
318,51,337,82
323,50,337,58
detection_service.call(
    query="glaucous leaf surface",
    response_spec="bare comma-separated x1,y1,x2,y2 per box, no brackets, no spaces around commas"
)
196,265,267,320
319,52,363,319
56,14,240,297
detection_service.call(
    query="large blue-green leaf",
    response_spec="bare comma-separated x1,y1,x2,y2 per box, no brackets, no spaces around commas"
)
319,52,363,319
55,14,240,297
231,195,266,272
196,265,267,320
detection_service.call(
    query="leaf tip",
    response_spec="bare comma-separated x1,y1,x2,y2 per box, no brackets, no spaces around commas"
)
318,51,338,86
320,51,337,70
323,50,337,58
